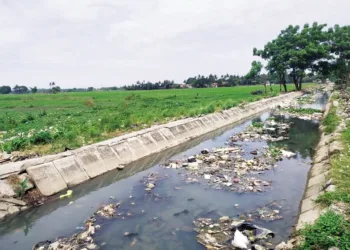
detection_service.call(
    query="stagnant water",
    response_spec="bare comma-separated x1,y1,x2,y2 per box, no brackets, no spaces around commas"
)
0,95,327,250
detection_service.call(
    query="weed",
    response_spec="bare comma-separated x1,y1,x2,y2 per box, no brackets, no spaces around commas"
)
268,145,282,158
296,210,350,250
15,178,30,199
84,99,95,107
316,191,350,207
322,104,340,134
252,121,264,128
283,108,321,115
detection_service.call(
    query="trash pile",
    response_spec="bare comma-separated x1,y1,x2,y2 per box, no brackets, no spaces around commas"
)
163,146,276,193
229,119,292,142
33,219,100,250
239,200,284,222
32,171,171,250
194,216,275,249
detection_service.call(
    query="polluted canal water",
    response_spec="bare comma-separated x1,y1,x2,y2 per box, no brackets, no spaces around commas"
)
0,94,327,250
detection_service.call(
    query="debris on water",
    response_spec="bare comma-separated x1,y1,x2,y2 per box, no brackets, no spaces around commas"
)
96,203,118,218
240,200,284,222
229,118,292,143
32,221,100,250
124,232,139,237
59,190,73,199
201,149,210,154
194,216,275,249
188,156,197,163
174,209,189,217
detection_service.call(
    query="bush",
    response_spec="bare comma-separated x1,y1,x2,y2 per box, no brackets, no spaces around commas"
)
250,90,263,95
296,211,350,250
322,105,340,134
29,131,53,144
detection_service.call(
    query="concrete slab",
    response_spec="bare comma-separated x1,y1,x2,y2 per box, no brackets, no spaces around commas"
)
75,148,109,178
297,208,321,230
138,134,158,153
305,183,323,199
53,156,89,187
0,179,16,197
158,128,177,145
127,137,149,159
314,145,329,163
97,145,121,170
112,141,136,164
300,193,322,213
310,162,330,177
308,171,329,188
27,163,67,196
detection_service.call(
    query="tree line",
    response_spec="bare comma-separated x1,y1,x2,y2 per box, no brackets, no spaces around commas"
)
1,23,348,94
254,23,350,91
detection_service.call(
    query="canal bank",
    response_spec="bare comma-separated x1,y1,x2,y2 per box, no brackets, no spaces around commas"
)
0,86,332,249
291,87,350,250
0,91,301,220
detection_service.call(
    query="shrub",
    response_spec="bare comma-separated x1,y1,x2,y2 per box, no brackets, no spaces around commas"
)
322,105,340,134
29,131,53,144
84,99,95,107
296,211,350,250
251,90,263,95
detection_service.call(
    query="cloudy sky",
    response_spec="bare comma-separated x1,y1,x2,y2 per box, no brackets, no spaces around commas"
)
0,0,349,88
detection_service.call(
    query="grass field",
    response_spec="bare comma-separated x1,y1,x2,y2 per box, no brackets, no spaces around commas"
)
0,83,315,155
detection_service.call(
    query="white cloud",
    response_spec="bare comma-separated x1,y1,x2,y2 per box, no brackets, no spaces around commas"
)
0,0,349,88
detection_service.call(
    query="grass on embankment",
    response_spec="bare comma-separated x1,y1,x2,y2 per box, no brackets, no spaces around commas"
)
297,93,350,249
322,104,340,135
0,83,315,155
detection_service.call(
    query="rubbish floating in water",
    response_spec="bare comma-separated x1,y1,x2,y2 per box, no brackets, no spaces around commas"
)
173,209,189,217
59,190,73,199
240,200,284,222
194,216,275,249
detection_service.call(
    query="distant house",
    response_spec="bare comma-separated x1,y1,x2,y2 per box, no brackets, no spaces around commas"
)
211,82,218,88
180,84,192,89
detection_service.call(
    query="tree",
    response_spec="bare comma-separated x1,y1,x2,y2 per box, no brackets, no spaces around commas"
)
254,22,330,91
52,86,61,94
0,86,11,94
49,82,56,93
328,25,350,87
31,86,38,94
87,87,94,91
245,61,263,88
12,85,28,94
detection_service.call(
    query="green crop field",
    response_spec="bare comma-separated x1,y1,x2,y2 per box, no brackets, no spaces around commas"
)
0,83,315,155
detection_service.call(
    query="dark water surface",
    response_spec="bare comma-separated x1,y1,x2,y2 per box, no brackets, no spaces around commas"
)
0,96,326,250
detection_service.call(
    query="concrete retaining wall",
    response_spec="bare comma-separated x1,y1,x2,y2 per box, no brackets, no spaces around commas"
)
296,92,340,230
0,92,302,197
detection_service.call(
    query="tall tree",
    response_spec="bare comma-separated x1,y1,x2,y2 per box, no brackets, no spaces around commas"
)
254,22,330,91
0,86,11,94
31,86,38,94
329,25,350,87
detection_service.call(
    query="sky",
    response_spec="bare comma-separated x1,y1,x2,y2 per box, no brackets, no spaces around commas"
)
0,0,349,88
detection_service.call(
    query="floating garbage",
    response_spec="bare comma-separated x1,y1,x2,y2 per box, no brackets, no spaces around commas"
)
194,216,275,249
59,190,73,199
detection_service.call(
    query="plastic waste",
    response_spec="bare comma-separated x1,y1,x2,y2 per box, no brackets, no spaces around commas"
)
231,229,249,249
60,190,73,199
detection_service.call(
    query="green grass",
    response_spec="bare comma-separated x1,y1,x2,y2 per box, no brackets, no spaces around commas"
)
298,93,350,249
296,210,350,250
322,104,340,134
282,107,321,115
0,83,315,155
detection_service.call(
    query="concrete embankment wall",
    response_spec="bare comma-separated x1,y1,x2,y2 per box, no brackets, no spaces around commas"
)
0,92,302,197
296,91,343,230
